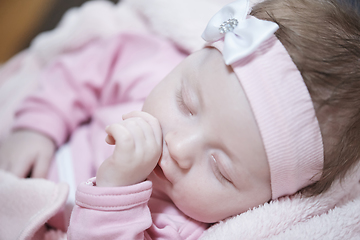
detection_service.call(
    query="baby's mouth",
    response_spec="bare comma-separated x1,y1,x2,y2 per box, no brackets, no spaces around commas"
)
154,144,173,183
154,164,167,181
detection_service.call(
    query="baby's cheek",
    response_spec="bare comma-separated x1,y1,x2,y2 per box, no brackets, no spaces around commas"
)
171,182,227,223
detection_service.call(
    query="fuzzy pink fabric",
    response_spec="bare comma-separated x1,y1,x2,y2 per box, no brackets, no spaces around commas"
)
1,0,360,239
0,170,68,240
200,164,360,239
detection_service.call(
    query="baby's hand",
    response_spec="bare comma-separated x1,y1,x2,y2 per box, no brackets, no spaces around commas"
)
0,130,56,178
96,111,162,187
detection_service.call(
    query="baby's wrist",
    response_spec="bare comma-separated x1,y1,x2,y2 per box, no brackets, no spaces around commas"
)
95,176,146,187
95,167,146,187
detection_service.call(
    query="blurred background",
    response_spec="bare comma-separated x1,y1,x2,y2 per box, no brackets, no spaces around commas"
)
0,0,117,64
0,0,358,64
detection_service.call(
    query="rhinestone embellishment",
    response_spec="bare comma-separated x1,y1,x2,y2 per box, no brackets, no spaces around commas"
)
219,18,239,34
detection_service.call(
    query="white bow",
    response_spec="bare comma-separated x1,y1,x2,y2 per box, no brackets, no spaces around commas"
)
201,0,279,65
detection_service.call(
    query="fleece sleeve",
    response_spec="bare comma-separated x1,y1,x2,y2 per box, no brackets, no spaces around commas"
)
12,33,184,146
67,179,153,240
68,178,209,239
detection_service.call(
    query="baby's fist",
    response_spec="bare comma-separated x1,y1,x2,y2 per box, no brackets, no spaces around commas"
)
96,111,162,187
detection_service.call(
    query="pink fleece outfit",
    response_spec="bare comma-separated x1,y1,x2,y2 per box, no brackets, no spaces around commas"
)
13,32,209,238
14,32,185,185
69,178,208,239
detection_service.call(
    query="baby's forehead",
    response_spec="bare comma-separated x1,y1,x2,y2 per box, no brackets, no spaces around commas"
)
181,48,239,90
179,47,235,88
185,47,227,70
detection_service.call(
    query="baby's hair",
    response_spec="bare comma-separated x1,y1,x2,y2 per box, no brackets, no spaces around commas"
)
251,0,360,196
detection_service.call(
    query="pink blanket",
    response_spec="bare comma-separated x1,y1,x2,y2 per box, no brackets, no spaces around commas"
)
0,170,68,240
1,0,360,239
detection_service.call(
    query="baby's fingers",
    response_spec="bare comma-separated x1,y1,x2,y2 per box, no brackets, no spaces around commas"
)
105,126,116,145
123,111,162,146
9,161,31,178
105,134,116,145
105,124,135,151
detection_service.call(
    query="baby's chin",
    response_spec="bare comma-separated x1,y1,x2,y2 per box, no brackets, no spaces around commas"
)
177,206,230,224
169,197,233,224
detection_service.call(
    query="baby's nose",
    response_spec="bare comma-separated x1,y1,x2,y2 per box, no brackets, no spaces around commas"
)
164,131,201,170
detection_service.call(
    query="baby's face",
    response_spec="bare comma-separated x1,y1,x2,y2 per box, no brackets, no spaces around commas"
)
144,47,271,223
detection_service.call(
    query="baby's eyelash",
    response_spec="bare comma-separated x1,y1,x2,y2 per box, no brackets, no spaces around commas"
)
211,155,230,184
176,88,193,116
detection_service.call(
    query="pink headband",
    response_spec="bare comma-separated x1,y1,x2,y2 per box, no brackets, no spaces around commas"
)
202,0,324,199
